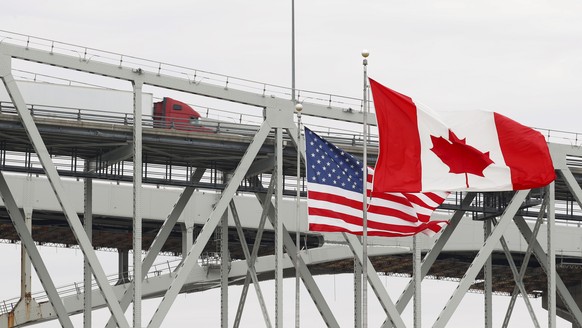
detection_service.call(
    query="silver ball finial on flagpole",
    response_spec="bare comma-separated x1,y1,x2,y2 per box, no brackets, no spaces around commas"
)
295,103,303,112
362,49,369,66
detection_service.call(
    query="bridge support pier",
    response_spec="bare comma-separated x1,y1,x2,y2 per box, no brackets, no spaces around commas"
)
117,249,130,285
181,218,194,258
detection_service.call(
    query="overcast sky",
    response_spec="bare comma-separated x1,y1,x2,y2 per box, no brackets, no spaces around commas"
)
3,0,582,131
1,1,581,326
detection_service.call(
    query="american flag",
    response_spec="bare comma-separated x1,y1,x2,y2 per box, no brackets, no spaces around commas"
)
305,127,449,237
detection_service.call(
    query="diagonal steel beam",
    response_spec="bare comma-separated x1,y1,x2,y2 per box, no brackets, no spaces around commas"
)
147,121,272,328
393,192,477,314
343,233,406,328
502,192,548,328
432,189,529,328
234,177,275,328
558,168,582,210
0,171,74,328
0,55,130,328
245,155,274,178
283,227,340,328
514,215,582,327
87,143,133,172
255,187,341,328
230,200,272,328
491,218,540,327
104,167,206,328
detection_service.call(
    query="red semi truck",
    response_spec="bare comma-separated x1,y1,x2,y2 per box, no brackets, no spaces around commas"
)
153,97,210,132
0,81,212,132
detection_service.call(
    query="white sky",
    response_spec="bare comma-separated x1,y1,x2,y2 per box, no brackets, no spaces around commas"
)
1,0,581,326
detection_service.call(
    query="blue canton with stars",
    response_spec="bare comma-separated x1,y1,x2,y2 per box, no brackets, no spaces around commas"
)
305,127,365,193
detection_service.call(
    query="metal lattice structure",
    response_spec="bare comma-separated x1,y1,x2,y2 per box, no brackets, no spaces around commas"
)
1,30,582,327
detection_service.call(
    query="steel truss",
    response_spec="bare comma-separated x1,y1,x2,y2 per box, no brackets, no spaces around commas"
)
2,33,582,328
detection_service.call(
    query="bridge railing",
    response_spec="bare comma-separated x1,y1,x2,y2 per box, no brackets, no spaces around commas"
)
0,30,363,115
3,30,582,147
4,97,582,149
0,257,226,316
0,100,376,146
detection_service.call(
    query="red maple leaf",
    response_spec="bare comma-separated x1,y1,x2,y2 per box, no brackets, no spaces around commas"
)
430,130,494,188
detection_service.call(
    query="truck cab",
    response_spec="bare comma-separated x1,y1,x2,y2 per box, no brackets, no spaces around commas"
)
153,97,210,132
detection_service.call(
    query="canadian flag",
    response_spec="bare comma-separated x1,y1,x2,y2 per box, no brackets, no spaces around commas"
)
369,78,556,193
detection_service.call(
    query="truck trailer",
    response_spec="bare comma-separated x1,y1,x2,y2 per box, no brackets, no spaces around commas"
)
0,81,208,132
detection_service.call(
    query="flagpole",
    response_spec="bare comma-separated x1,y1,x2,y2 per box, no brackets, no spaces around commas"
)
291,1,300,325
295,103,303,328
361,49,370,328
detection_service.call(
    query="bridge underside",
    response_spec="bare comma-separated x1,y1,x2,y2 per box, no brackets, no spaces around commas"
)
2,207,582,298
1,112,582,299
2,32,582,328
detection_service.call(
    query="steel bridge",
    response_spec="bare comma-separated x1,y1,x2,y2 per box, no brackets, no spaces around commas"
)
1,31,582,327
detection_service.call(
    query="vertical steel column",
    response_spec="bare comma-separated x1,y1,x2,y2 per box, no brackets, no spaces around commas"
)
491,218,540,328
514,215,582,326
0,172,74,328
255,183,340,328
83,165,93,328
484,219,492,328
0,55,129,328
221,206,229,328
413,235,421,328
147,122,272,328
230,200,272,328
343,233,406,328
132,80,144,328
433,190,529,328
548,182,556,328
393,193,477,316
275,127,284,328
503,193,547,327
282,226,340,328
105,169,205,328
118,249,130,284
182,217,194,258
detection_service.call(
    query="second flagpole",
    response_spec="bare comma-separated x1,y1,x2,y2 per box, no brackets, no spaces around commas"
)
361,49,370,328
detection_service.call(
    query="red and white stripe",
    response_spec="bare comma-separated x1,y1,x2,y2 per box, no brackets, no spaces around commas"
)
308,168,449,237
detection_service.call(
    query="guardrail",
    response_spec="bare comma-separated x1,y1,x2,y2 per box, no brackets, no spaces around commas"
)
0,30,364,115
0,255,227,316
2,30,581,147
0,100,377,145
